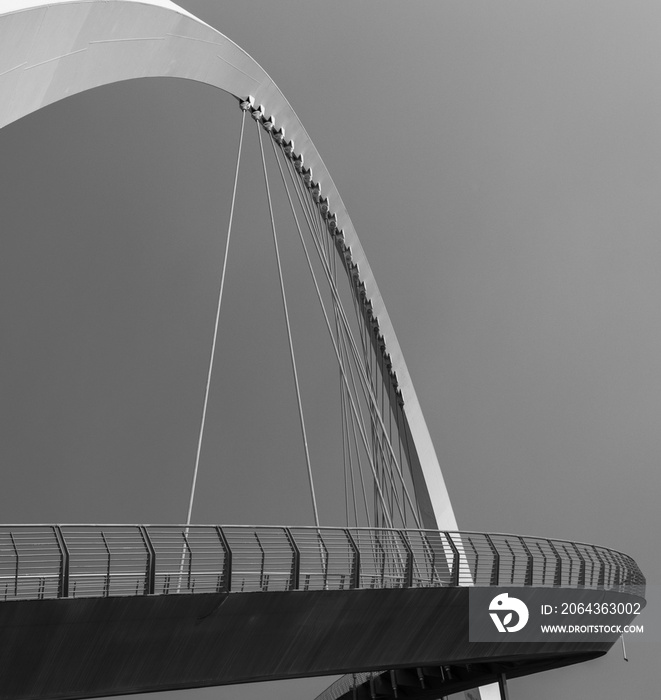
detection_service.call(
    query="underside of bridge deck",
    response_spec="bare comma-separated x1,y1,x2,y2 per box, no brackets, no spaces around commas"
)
0,586,627,700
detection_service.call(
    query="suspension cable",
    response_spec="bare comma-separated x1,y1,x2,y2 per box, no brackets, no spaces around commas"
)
281,153,409,532
348,381,372,526
281,150,421,528
284,153,417,529
257,122,320,527
186,109,246,526
272,142,394,526
341,330,367,526
335,316,374,514
295,183,419,527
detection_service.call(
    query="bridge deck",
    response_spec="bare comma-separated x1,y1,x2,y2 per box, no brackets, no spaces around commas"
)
0,525,645,699
0,586,632,699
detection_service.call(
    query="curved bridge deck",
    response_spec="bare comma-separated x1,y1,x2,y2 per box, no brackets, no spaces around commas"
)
0,525,646,699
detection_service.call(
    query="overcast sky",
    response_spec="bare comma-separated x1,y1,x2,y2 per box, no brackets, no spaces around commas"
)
0,1,658,698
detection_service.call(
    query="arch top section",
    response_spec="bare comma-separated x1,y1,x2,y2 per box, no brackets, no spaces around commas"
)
0,0,457,531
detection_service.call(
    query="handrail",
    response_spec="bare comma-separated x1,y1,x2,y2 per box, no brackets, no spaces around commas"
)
0,525,645,602
0,523,640,555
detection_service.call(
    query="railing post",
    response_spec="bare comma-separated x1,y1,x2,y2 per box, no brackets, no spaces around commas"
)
101,530,111,597
400,531,413,588
345,529,360,589
182,531,193,590
563,544,575,583
504,539,516,585
591,546,607,588
375,532,386,587
53,526,70,598
547,539,562,587
571,543,586,588
284,528,300,591
139,527,155,595
9,531,19,598
254,531,266,591
446,533,460,587
216,526,232,592
318,531,330,590
611,550,623,591
484,534,500,586
519,537,533,586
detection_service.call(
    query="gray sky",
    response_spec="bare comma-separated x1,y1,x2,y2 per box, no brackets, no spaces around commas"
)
0,1,658,698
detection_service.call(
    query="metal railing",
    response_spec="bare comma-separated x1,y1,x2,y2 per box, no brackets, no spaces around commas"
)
0,525,645,602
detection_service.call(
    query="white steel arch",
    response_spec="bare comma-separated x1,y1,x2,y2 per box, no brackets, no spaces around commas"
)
0,0,457,530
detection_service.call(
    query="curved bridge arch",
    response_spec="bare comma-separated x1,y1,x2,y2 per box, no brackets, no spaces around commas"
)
0,0,456,529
